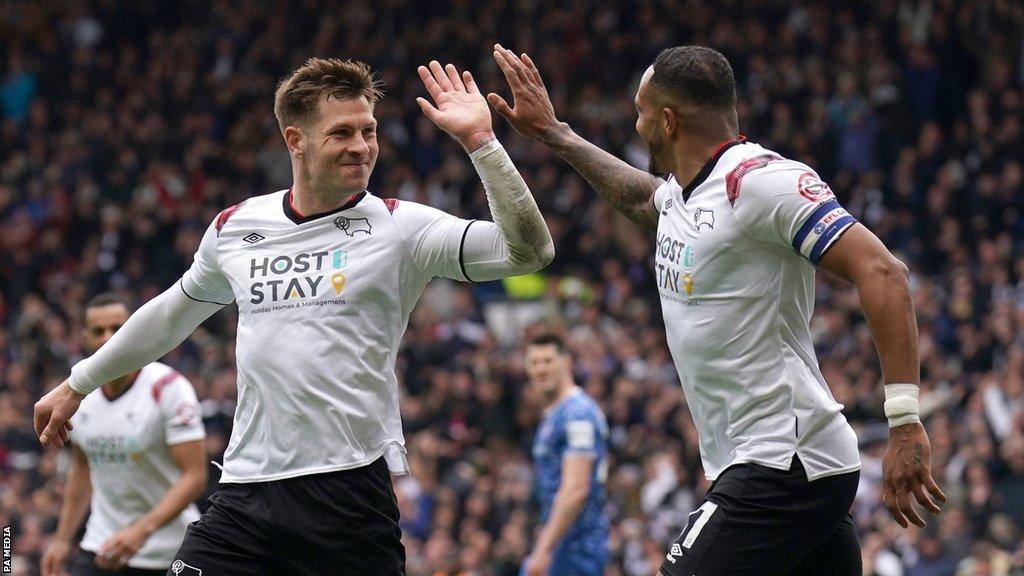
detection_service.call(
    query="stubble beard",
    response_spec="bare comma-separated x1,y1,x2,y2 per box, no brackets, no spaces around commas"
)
647,132,666,177
303,150,365,197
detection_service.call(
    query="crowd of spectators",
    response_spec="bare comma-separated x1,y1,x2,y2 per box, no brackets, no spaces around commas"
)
2,0,1023,574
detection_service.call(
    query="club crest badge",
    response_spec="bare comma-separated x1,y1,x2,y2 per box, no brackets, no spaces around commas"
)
334,216,372,236
694,208,715,231
171,560,202,575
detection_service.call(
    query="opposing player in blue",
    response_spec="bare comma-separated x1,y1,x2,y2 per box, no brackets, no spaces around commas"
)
522,333,610,576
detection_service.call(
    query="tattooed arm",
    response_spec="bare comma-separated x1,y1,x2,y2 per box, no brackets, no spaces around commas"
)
487,45,663,231
539,124,663,231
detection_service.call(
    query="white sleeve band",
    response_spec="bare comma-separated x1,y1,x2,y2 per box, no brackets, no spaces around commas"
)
883,383,921,428
68,283,225,395
466,139,554,277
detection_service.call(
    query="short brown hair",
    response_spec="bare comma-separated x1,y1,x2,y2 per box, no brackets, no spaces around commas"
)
84,292,133,314
273,57,385,132
527,332,567,355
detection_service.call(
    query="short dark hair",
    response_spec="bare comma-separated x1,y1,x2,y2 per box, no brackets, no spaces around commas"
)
526,333,567,354
649,46,736,110
84,292,132,313
274,57,385,132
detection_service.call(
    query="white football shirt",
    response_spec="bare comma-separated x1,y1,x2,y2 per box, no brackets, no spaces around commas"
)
70,362,205,569
181,189,479,483
653,138,861,481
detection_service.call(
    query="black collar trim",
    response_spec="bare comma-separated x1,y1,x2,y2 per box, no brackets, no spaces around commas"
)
679,136,747,201
283,189,367,224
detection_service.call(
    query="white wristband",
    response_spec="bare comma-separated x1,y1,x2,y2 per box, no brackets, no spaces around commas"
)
884,383,921,428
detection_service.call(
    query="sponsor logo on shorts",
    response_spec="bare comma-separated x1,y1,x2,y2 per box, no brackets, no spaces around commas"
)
171,559,202,575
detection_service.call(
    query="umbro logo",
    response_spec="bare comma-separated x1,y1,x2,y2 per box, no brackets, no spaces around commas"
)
665,543,684,563
243,233,266,244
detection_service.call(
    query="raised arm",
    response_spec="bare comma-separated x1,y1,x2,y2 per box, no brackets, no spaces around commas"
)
487,45,663,231
415,60,554,278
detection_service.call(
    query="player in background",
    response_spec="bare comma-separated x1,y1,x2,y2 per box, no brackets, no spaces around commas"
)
34,57,554,576
41,293,206,576
522,333,609,576
489,44,946,575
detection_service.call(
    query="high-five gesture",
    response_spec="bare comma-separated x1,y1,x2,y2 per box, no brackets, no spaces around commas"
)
417,61,495,152
488,44,562,144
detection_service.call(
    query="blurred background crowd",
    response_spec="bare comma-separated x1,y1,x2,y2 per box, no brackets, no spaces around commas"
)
2,0,1023,574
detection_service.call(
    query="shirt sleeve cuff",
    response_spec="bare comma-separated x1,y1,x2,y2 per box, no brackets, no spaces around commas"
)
467,138,503,162
68,362,94,395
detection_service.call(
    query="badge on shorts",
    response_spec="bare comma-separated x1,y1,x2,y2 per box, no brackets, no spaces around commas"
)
171,559,203,575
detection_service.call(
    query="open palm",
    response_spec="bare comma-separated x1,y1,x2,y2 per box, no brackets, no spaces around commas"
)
417,61,494,150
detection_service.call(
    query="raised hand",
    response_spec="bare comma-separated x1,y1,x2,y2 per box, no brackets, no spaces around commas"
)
488,44,562,143
416,61,495,152
882,422,947,528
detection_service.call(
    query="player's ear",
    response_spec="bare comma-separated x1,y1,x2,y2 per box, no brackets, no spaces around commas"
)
662,107,677,137
283,126,305,159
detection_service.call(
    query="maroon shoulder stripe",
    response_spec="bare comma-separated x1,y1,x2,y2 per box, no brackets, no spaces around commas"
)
151,371,181,403
725,154,782,206
215,202,245,235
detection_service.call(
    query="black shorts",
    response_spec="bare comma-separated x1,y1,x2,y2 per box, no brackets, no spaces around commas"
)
659,456,861,576
71,549,166,576
167,457,404,576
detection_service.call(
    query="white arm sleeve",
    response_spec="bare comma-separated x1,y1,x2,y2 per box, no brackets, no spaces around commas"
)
466,139,554,279
68,283,225,395
458,220,545,282
389,140,555,282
